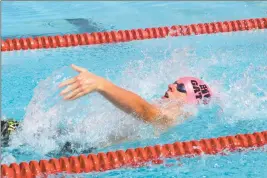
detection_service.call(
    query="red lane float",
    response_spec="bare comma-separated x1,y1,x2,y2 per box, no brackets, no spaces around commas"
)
1,130,266,178
1,17,267,52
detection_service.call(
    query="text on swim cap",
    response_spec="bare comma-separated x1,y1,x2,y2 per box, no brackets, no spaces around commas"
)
191,80,211,100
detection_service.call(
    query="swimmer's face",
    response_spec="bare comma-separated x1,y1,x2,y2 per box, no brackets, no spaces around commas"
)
162,82,187,101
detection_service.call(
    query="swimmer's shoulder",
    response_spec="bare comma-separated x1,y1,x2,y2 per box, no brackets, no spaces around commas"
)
150,105,176,130
150,99,189,130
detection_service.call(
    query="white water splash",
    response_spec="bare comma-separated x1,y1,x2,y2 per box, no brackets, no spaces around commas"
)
217,65,267,123
9,66,154,156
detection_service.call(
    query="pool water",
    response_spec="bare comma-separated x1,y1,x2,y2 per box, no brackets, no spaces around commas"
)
1,1,267,178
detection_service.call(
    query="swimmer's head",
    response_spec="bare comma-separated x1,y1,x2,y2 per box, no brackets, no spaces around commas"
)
162,77,212,105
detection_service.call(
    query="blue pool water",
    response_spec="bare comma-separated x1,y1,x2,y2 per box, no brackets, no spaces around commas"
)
1,1,267,177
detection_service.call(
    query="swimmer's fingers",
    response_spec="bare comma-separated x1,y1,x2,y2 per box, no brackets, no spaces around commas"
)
58,77,76,88
60,82,80,95
71,64,87,73
68,92,85,100
64,87,82,100
68,86,95,100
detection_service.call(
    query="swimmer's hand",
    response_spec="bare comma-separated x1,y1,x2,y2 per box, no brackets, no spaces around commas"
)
59,64,106,100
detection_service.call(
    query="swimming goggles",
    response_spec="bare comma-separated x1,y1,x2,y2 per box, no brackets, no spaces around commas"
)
174,82,187,93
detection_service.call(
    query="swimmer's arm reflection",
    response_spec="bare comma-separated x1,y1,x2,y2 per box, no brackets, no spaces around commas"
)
59,64,179,127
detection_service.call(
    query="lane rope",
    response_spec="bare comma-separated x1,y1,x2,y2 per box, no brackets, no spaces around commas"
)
1,17,266,52
1,130,266,178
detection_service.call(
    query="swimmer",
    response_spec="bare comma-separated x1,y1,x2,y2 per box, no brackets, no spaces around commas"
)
1,64,212,153
59,64,212,131
1,119,19,146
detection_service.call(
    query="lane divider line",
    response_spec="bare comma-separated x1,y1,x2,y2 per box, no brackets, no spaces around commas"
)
1,130,266,177
1,17,266,52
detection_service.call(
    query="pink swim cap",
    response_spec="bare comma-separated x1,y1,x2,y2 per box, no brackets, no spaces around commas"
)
176,77,212,105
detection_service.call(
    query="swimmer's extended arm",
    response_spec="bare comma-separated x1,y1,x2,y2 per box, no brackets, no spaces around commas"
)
99,80,160,122
59,64,162,122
